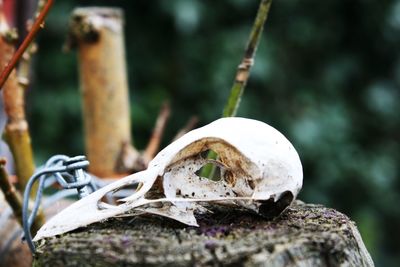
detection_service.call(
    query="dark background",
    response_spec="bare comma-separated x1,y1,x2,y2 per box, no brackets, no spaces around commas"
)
12,0,400,265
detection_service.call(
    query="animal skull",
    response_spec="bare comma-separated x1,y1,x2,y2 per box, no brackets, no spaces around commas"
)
34,117,303,241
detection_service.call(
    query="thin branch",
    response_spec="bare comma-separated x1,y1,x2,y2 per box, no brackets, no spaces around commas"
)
142,101,171,163
119,113,197,173
0,158,24,225
116,142,144,173
0,9,35,195
0,158,45,234
0,0,53,90
222,0,272,117
17,0,45,90
201,0,272,179
18,35,37,89
173,116,199,141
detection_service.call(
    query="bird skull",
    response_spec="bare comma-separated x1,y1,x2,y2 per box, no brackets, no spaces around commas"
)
34,117,303,241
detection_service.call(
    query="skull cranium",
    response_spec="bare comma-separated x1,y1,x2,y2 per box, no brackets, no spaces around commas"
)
34,117,303,241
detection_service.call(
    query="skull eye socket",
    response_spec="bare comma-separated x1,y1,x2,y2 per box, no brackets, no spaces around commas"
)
195,149,224,181
195,162,223,181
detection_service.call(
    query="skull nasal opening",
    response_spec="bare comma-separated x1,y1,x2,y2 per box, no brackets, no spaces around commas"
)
99,182,143,206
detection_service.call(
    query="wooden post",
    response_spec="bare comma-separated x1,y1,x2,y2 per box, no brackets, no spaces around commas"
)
33,201,374,266
69,7,131,178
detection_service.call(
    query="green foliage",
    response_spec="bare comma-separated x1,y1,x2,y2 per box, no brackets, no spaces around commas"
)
29,0,399,266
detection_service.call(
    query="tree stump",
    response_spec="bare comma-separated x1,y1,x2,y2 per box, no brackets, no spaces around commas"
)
0,198,31,267
33,201,374,267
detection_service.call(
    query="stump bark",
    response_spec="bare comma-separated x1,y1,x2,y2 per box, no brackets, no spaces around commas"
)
33,201,374,267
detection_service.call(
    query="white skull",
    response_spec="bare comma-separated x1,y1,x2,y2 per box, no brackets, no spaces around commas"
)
34,117,303,241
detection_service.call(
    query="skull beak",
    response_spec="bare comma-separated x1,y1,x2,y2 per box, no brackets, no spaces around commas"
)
34,168,159,241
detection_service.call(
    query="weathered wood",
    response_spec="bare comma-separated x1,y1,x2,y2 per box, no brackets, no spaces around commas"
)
0,193,31,267
0,192,73,267
33,201,374,266
70,7,131,178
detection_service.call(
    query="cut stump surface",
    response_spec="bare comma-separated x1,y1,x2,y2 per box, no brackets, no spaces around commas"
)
33,201,374,267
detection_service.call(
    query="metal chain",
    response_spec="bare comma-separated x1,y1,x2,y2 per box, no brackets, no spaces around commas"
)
22,155,95,253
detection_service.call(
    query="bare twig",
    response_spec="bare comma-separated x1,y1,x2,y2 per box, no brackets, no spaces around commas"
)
142,102,171,164
173,116,199,141
119,112,196,172
18,0,45,89
0,137,46,234
0,158,23,226
17,43,37,89
202,0,273,178
222,0,272,117
0,0,53,90
116,142,144,173
0,7,36,194
0,158,44,234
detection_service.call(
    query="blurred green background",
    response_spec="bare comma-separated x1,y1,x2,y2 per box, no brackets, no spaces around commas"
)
18,0,400,265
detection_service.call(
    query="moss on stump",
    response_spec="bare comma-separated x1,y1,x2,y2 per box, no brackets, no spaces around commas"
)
33,201,374,266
